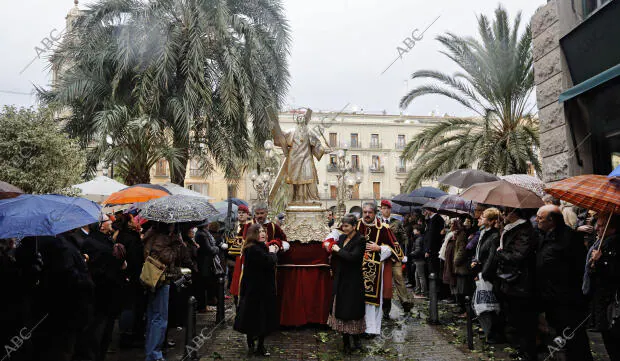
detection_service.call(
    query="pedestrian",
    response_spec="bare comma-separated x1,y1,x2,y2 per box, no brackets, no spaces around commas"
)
496,207,538,361
233,224,279,357
142,222,185,361
195,221,221,312
228,204,250,304
442,219,458,304
326,214,366,354
536,205,593,361
453,218,473,316
471,207,503,343
585,214,620,360
410,225,427,297
424,209,445,276
379,200,413,314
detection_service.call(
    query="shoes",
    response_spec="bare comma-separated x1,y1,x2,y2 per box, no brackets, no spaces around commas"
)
413,294,427,299
255,345,270,357
402,302,413,313
352,335,363,351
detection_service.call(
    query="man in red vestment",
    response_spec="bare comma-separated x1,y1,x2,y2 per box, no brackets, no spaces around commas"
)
230,202,288,302
227,204,250,304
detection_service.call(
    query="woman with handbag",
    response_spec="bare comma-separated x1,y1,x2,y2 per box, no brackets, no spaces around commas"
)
471,207,503,344
233,224,279,357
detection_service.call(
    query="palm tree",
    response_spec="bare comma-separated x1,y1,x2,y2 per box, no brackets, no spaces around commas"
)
45,0,290,185
399,5,540,190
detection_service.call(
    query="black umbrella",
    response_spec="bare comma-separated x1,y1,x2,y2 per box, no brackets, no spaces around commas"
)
438,169,499,189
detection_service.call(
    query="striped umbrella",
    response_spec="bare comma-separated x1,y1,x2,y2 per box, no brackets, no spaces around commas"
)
500,174,545,198
422,194,474,217
545,175,620,215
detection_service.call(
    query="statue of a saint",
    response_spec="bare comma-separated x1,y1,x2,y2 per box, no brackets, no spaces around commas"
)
270,108,325,204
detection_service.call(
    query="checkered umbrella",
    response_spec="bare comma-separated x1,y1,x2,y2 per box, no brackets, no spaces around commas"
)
545,175,620,214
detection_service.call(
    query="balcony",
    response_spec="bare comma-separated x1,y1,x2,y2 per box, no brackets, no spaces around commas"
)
395,142,406,150
189,169,203,177
368,142,382,149
349,141,362,149
350,165,363,173
327,164,338,173
396,166,407,173
369,165,385,173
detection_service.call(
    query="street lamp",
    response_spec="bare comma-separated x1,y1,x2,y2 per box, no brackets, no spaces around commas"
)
250,140,277,203
334,147,362,221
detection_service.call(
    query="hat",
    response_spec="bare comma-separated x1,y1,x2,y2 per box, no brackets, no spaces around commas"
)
380,200,392,209
238,205,250,213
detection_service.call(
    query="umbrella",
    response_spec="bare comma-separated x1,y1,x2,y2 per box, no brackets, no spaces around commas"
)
104,184,171,205
545,175,620,215
460,180,544,209
0,181,24,200
161,182,214,200
391,203,419,215
438,169,499,188
72,176,127,203
0,194,102,239
609,165,620,178
139,194,219,223
226,198,249,207
392,193,418,206
401,187,448,205
209,201,239,223
422,195,474,217
500,174,546,198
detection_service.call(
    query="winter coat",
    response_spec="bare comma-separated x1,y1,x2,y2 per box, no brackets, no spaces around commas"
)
424,214,445,257
195,228,220,277
536,224,587,307
496,219,538,298
330,232,365,321
410,235,425,260
143,228,186,282
453,232,472,276
473,228,500,282
587,233,620,331
116,228,144,284
82,230,127,316
233,243,279,336
442,237,457,286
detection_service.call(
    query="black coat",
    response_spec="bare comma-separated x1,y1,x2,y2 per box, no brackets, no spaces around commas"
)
195,228,220,277
410,235,425,260
473,228,500,282
116,228,144,283
536,224,587,307
233,243,278,336
588,233,620,330
424,214,445,256
496,220,538,298
330,233,365,321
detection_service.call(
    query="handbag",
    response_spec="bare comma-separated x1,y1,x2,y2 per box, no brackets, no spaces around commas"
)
140,255,166,291
472,273,500,316
211,254,225,276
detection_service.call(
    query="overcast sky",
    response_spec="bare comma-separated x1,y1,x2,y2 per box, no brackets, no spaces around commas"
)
0,0,545,117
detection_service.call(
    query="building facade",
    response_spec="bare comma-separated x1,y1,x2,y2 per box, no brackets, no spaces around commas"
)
532,0,620,182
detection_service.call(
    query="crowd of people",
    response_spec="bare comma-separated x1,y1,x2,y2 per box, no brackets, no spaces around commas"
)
1,195,619,361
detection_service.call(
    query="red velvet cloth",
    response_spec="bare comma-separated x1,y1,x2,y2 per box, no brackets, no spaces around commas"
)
276,242,332,326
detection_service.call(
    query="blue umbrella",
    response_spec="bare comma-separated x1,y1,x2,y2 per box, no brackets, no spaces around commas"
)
210,201,239,223
225,198,249,207
0,194,102,239
609,165,620,178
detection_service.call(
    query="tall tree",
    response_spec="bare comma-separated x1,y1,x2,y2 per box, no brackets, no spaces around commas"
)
0,106,85,194
399,6,540,190
46,0,291,185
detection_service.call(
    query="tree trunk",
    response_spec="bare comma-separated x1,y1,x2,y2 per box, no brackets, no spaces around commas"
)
170,132,189,186
125,166,151,186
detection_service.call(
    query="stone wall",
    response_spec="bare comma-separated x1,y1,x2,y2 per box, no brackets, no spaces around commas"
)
532,0,570,182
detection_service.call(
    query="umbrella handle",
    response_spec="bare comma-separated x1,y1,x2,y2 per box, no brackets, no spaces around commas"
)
596,210,615,251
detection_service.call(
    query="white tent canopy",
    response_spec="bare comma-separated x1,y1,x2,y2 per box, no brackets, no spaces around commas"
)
161,182,214,200
73,176,127,203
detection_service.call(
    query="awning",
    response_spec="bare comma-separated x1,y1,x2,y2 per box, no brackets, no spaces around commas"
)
559,63,620,103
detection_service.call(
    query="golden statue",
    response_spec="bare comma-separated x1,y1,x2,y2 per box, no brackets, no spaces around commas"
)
269,108,325,204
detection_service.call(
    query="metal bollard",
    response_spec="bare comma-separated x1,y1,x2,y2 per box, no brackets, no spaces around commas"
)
428,273,439,324
184,296,198,360
465,296,474,350
216,275,225,322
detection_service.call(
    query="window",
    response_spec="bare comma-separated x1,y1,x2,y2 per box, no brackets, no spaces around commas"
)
397,158,406,172
329,133,338,148
584,0,611,16
371,155,380,169
187,183,208,195
155,159,168,176
350,133,359,148
370,134,380,148
351,155,359,169
396,134,406,149
189,158,202,177
329,155,337,165
330,185,338,199
352,184,360,199
373,182,380,200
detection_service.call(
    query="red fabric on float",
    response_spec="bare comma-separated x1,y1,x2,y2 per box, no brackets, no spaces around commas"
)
276,241,332,326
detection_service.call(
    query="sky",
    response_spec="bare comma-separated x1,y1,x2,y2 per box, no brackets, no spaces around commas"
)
0,0,545,117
